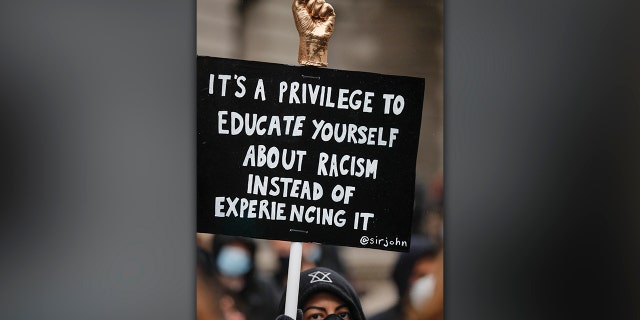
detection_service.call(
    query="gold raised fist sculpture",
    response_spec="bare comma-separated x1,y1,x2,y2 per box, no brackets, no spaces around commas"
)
292,0,336,67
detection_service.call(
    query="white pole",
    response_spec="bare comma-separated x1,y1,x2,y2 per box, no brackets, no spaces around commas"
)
284,241,303,319
286,1,335,317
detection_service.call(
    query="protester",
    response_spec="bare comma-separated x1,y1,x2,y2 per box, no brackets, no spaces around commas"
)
276,266,366,320
211,235,280,320
413,249,443,320
369,235,440,320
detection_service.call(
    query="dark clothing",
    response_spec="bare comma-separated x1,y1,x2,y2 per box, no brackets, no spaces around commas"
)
368,305,402,320
278,267,366,320
211,235,279,320
225,273,280,320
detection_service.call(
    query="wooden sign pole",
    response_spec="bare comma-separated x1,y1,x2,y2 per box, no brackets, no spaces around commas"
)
284,1,335,318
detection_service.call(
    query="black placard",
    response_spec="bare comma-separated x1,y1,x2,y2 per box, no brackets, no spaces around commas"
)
197,56,425,252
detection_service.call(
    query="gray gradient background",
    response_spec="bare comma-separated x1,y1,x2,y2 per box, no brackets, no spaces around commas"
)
1,0,638,319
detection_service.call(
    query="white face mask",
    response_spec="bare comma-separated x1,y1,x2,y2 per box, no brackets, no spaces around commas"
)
409,274,436,310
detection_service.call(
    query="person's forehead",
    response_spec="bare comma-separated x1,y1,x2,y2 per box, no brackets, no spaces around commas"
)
413,256,438,273
224,242,250,250
304,292,346,307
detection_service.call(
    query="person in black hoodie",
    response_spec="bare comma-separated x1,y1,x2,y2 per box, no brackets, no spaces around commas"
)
211,235,280,320
276,266,365,320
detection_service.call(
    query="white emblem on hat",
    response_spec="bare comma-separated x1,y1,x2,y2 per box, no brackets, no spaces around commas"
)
308,271,332,283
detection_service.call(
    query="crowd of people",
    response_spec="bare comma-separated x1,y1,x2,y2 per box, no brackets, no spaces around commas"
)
197,235,442,320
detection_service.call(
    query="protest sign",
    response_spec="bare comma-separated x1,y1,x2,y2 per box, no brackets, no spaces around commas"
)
197,56,424,252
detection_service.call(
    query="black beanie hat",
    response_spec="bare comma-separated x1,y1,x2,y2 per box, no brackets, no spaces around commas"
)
278,267,366,320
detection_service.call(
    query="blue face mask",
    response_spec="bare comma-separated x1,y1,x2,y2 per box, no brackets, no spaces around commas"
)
304,245,322,263
216,246,251,277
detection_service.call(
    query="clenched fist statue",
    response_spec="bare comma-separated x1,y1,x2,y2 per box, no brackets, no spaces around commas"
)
292,0,336,67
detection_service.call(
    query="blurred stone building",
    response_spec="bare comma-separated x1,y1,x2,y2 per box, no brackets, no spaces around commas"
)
197,0,442,315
